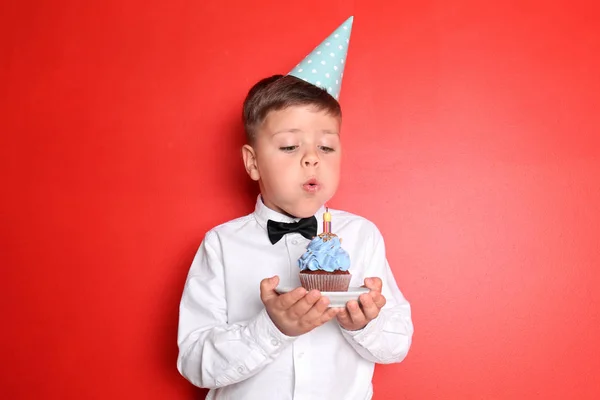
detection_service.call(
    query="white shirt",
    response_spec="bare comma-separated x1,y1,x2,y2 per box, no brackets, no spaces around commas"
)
177,197,413,400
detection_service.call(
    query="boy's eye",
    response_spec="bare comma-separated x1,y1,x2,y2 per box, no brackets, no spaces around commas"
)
319,146,335,153
279,145,298,152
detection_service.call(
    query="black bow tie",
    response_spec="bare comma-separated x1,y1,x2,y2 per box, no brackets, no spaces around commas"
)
267,216,317,244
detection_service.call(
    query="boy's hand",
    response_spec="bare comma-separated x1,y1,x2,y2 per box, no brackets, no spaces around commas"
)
336,277,387,331
260,276,340,337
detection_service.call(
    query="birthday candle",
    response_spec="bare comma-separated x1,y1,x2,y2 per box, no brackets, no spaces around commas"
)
323,207,332,233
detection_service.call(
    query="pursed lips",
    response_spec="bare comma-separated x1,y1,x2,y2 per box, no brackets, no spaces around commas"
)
302,178,320,193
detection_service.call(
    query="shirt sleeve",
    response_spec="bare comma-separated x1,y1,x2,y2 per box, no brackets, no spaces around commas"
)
177,231,296,389
339,223,414,364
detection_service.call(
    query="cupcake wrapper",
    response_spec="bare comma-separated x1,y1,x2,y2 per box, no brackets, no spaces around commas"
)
299,273,351,292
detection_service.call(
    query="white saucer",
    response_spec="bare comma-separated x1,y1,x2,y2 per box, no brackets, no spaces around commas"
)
275,286,370,308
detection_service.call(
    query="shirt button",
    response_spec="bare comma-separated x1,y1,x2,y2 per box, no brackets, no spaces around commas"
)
292,239,298,245
271,339,279,346
237,366,245,373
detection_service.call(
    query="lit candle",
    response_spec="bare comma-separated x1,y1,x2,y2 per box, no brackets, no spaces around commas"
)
323,207,332,233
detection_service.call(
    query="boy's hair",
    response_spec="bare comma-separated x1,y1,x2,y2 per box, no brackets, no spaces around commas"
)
242,75,342,143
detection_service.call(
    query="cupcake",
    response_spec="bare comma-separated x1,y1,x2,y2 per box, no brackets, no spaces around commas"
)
297,210,351,291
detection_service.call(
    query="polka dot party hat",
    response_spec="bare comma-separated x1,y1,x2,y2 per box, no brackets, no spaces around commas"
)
288,16,354,100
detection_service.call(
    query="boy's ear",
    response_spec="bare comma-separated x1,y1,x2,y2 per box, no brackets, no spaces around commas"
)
242,144,260,181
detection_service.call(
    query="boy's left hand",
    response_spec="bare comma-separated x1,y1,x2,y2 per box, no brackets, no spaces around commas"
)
336,277,387,331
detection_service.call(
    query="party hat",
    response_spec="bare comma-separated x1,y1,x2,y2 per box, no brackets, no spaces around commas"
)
288,16,354,100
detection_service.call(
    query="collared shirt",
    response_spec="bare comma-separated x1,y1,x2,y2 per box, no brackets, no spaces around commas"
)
177,197,413,400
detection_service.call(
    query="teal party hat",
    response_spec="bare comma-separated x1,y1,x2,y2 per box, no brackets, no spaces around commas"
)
288,16,354,100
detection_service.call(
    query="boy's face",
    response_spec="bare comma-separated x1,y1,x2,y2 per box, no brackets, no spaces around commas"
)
243,105,342,218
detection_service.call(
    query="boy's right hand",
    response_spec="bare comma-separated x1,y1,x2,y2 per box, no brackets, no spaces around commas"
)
260,276,340,337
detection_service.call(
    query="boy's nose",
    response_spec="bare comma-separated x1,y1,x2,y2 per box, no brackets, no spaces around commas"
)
303,154,319,167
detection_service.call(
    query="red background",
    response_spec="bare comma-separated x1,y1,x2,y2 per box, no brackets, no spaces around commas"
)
2,0,600,398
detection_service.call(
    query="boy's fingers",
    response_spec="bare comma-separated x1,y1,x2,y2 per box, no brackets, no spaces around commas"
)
360,294,379,320
372,292,387,309
288,290,321,318
319,307,341,325
336,308,351,324
364,277,383,292
259,276,280,303
277,287,308,310
301,295,330,323
346,300,366,326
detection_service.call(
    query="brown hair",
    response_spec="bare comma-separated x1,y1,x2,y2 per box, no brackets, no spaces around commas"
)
242,75,342,143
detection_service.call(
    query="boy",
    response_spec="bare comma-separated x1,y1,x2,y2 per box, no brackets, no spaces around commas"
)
177,17,413,399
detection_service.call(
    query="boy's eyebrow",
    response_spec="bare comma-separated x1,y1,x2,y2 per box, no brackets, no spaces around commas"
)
272,128,340,136
272,128,302,135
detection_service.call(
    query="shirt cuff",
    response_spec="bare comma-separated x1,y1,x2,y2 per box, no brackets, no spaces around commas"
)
250,308,296,354
339,314,381,343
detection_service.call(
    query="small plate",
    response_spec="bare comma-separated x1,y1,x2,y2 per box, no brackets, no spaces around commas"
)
275,286,370,308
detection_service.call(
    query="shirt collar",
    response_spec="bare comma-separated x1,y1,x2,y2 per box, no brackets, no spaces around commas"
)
253,195,326,232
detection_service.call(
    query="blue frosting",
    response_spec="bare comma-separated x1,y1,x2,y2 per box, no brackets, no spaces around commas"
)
298,235,350,272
